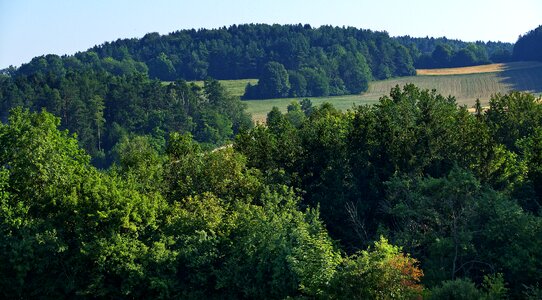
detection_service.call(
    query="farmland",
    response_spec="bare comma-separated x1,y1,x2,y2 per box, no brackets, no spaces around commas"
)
190,79,258,98
239,62,542,122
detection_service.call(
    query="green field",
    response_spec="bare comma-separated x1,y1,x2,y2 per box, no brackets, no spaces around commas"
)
245,94,381,123
245,63,542,122
185,62,542,122
190,79,258,98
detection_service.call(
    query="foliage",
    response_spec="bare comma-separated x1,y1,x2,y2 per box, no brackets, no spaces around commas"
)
327,237,423,300
514,25,542,62
396,36,513,67
244,61,291,99
3,84,542,298
427,274,507,300
236,86,542,296
0,70,251,165
428,278,482,300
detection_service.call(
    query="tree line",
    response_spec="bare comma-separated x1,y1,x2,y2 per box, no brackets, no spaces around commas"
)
2,24,519,100
513,25,542,62
396,36,514,68
1,85,542,298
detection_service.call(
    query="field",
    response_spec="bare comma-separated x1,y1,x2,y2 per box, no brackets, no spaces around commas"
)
184,62,542,122
416,61,542,75
245,94,380,123
189,79,258,98
243,62,542,122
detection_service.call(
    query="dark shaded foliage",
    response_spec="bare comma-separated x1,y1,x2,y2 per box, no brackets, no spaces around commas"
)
513,25,542,62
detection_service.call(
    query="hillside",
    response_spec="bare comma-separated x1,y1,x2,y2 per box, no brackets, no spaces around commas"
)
9,24,520,102
244,62,542,122
514,24,542,61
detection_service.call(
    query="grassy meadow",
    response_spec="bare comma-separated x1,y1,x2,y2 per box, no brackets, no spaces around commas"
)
187,62,542,122
190,79,258,98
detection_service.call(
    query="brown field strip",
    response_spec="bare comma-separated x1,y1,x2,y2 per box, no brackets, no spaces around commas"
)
417,61,542,76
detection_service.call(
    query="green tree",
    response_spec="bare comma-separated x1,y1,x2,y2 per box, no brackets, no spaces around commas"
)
217,188,341,299
285,101,306,128
385,166,542,295
148,52,176,80
432,44,453,67
339,52,371,93
302,67,330,97
517,127,542,212
248,61,290,99
485,91,542,152
327,237,424,300
288,70,308,97
88,95,105,152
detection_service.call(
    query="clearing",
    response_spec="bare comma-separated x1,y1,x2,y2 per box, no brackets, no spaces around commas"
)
245,61,542,122
184,62,542,122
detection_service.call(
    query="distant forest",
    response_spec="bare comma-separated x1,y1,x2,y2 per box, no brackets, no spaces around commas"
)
513,25,542,62
2,24,519,99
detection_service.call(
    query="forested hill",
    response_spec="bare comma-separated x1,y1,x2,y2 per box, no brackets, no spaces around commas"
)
514,25,542,62
395,36,513,68
87,24,416,81
5,24,513,99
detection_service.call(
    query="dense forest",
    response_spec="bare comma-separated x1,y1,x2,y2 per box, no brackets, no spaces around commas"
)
0,69,251,166
514,25,542,62
2,86,542,298
3,24,515,99
396,36,513,68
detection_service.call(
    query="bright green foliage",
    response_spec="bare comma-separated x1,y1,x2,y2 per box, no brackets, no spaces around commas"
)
217,188,341,299
112,135,165,192
0,107,90,203
165,134,263,202
327,237,423,300
0,108,348,298
486,92,542,151
163,193,232,298
0,108,169,297
482,273,508,300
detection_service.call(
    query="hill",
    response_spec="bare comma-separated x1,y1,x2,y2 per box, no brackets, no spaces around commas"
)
514,24,542,61
243,62,542,122
9,24,518,101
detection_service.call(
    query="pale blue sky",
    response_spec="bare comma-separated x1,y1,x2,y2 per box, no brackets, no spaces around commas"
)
1,0,541,69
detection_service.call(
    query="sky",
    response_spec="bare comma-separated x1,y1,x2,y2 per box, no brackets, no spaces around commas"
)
1,0,541,69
